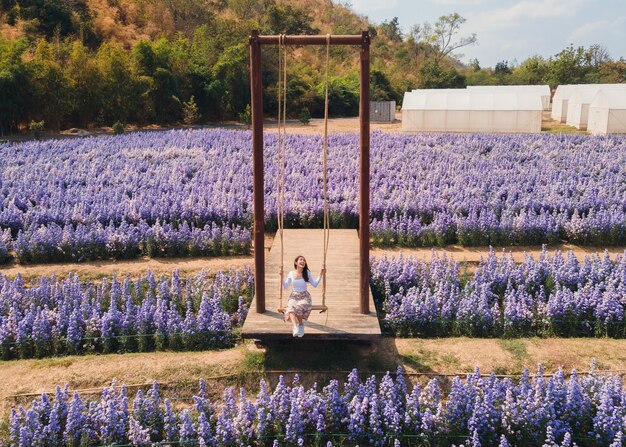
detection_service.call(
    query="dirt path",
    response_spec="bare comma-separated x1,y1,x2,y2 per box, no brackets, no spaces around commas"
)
263,114,402,134
2,239,623,281
371,244,626,263
3,338,626,414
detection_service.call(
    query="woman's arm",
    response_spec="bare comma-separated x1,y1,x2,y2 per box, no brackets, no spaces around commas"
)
308,268,325,288
282,270,293,289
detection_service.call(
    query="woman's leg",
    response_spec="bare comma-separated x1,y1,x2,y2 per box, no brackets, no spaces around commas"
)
288,312,298,328
297,316,303,326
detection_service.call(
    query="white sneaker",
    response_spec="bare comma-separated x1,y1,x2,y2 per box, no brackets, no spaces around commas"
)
298,324,304,337
292,327,299,337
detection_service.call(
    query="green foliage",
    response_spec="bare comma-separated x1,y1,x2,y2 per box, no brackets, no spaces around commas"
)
370,70,398,101
0,37,31,135
298,107,311,125
378,17,403,42
238,104,251,127
183,95,201,125
262,1,319,35
212,43,250,119
318,75,359,117
1,2,625,133
413,12,477,63
112,120,124,135
418,60,466,89
228,0,263,20
545,44,610,87
13,0,75,38
29,120,45,139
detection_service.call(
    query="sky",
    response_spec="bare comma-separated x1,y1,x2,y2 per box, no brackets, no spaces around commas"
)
349,0,626,68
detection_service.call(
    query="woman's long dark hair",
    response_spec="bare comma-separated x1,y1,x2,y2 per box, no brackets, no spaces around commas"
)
294,255,310,282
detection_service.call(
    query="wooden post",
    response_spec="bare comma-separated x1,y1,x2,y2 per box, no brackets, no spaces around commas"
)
359,31,370,315
249,31,371,315
250,30,265,313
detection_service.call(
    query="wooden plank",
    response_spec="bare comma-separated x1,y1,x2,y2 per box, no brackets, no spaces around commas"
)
242,229,381,341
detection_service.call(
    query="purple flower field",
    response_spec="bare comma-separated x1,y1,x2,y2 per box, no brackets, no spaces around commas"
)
1,130,625,263
0,269,253,360
8,366,626,447
372,248,626,338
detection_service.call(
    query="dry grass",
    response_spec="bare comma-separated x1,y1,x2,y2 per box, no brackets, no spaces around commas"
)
4,338,626,409
0,347,248,415
395,338,626,376
372,244,626,264
4,235,623,282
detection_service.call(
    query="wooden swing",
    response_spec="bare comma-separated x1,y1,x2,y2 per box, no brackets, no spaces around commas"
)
276,34,331,314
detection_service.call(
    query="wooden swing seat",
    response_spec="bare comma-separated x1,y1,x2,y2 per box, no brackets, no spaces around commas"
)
278,305,328,314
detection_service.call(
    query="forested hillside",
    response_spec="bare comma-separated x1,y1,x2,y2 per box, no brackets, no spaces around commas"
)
1,0,625,134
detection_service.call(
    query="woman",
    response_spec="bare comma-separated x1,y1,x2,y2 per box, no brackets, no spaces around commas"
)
280,255,325,337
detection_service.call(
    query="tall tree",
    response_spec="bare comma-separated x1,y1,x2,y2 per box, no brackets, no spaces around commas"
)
29,39,72,131
412,13,477,63
0,37,32,134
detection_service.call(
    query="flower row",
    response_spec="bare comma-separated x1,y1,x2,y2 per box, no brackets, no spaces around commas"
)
1,130,626,263
0,269,253,360
371,247,626,337
11,220,250,264
7,366,626,447
370,207,626,248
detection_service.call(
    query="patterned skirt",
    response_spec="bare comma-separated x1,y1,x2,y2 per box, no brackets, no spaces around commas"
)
283,291,313,322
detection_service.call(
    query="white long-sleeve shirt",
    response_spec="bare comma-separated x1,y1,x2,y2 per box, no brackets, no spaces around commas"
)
282,270,321,292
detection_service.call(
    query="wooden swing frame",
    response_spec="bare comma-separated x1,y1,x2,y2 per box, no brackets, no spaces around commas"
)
249,30,371,315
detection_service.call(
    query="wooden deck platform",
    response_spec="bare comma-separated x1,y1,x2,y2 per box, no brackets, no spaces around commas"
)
242,229,381,341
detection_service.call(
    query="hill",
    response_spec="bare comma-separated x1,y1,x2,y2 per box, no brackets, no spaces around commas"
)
1,0,624,134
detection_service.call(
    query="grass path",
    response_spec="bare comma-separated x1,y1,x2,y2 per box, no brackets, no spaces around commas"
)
2,240,624,282
3,337,626,414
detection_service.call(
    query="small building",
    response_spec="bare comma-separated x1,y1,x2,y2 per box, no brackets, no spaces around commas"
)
587,90,626,135
370,101,396,122
467,85,551,110
566,84,626,130
551,85,577,123
401,89,542,133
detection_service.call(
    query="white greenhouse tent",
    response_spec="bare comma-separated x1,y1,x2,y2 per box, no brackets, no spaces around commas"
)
587,90,626,135
551,85,577,122
401,90,543,133
566,84,626,130
467,85,551,110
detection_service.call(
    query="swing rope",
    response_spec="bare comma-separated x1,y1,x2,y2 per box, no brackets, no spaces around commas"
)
277,34,331,314
321,33,331,311
277,34,286,312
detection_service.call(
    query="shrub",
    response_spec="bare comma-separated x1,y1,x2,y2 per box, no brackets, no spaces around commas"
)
112,121,124,135
298,107,311,125
29,120,45,139
183,95,201,125
238,104,251,128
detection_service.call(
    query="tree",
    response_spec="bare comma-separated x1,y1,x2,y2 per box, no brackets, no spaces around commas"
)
418,60,466,89
511,55,548,85
412,13,477,63
298,107,311,125
599,59,626,83
494,60,512,83
16,0,75,38
0,37,31,135
370,70,397,102
228,0,263,21
379,17,402,42
238,104,251,128
547,44,589,86
66,40,105,128
29,39,72,131
183,95,200,125
96,42,142,124
211,43,249,119
262,1,319,35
